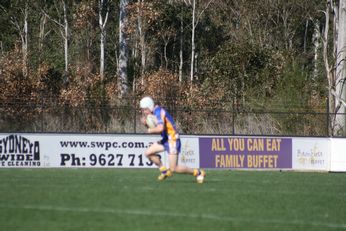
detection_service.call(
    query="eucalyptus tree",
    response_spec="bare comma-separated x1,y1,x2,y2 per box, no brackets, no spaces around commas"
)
0,0,29,77
187,0,214,81
42,0,70,73
99,0,110,81
118,0,129,96
322,0,346,135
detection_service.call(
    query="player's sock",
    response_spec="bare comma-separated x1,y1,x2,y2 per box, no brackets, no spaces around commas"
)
159,166,168,174
193,168,200,177
158,166,172,181
193,169,206,177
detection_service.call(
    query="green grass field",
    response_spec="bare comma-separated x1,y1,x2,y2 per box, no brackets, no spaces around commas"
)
0,169,345,231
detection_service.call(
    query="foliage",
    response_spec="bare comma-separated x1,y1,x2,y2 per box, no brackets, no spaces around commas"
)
0,47,39,130
135,68,181,102
200,41,285,102
0,0,333,135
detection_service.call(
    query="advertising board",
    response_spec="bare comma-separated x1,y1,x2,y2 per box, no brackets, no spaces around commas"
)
0,133,199,169
199,136,292,169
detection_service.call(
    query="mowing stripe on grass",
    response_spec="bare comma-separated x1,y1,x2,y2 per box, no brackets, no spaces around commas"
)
1,203,345,229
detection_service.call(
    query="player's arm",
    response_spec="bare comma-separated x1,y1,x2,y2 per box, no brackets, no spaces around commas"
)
148,109,165,134
141,115,149,128
148,123,163,133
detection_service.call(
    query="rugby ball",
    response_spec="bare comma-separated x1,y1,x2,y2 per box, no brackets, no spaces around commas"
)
146,114,157,129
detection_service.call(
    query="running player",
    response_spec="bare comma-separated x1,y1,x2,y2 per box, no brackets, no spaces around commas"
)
140,96,206,183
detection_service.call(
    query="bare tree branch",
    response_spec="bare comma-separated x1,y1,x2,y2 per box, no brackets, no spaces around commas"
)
195,0,215,26
41,9,65,28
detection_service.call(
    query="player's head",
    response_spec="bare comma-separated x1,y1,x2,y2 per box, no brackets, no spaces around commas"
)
140,96,155,112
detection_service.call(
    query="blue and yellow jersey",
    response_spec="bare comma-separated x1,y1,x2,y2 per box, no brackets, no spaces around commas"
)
152,106,179,141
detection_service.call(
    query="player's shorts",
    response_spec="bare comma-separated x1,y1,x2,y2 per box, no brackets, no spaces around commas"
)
159,138,181,155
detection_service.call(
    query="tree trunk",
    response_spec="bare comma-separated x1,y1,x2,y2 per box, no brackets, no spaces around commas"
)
39,13,48,61
334,0,346,134
312,20,320,83
137,0,146,75
304,19,309,53
164,40,169,69
99,0,109,81
0,41,3,56
23,2,28,78
100,31,105,79
118,0,129,96
179,12,183,82
63,0,68,73
190,0,196,81
322,0,335,135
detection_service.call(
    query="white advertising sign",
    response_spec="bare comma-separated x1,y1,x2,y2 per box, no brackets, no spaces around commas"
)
0,133,199,169
292,137,330,171
178,136,200,169
330,138,346,172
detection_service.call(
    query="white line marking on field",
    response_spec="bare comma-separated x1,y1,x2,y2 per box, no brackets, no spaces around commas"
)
1,204,345,229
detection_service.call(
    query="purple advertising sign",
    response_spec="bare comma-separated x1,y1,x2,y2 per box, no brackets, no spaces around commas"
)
199,137,292,169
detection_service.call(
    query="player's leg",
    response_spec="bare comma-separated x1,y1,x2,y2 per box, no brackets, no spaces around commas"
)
169,154,205,176
145,142,172,181
168,154,193,174
166,139,193,174
144,142,165,167
167,140,206,183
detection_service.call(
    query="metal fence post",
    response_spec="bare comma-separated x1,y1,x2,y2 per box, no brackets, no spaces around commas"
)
327,94,330,137
134,97,137,133
40,90,44,132
232,97,235,135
